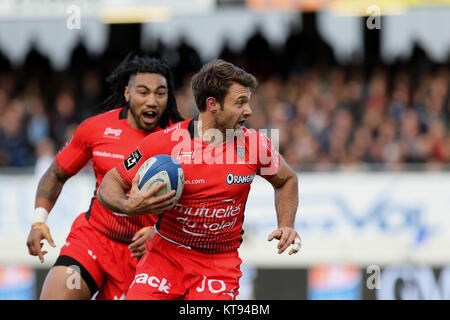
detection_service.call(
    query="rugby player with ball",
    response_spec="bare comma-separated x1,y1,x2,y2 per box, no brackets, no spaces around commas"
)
98,59,301,300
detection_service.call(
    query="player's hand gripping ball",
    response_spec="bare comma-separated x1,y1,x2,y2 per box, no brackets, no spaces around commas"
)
137,154,184,203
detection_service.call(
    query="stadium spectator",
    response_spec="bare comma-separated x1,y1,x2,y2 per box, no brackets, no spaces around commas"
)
0,28,448,171
0,99,34,166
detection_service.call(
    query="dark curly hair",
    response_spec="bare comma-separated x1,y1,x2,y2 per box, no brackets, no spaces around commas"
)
100,53,183,128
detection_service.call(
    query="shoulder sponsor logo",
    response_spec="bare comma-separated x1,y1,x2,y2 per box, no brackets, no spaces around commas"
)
104,127,122,139
226,173,255,185
124,148,142,171
164,123,181,134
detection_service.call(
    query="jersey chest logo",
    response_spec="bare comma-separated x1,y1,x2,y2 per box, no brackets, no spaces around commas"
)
103,127,122,139
236,146,245,159
226,173,255,185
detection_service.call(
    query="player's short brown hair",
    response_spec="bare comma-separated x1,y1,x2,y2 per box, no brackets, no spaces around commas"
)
191,59,257,112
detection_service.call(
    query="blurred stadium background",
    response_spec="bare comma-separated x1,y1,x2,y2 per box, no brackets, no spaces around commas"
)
0,0,449,300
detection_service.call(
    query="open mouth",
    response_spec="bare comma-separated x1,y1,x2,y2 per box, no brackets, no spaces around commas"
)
142,110,158,125
238,120,246,127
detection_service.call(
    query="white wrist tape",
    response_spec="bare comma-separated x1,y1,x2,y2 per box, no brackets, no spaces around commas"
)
32,207,49,224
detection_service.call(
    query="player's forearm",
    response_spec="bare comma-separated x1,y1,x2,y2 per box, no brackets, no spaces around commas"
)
97,169,131,215
274,174,298,228
35,161,70,212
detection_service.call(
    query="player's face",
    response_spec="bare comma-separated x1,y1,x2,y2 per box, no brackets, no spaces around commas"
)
215,82,253,132
125,73,169,132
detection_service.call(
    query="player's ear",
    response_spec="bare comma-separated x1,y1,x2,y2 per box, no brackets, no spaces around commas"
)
206,97,218,113
124,86,130,103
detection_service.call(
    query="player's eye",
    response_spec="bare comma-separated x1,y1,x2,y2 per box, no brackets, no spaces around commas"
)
236,100,246,107
157,90,167,96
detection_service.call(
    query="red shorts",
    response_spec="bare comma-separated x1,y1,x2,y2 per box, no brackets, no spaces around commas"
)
125,233,242,300
56,213,139,300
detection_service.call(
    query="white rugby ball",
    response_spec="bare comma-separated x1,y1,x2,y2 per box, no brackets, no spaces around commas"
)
137,154,184,202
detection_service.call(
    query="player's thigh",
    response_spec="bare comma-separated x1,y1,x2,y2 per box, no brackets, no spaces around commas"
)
185,275,240,300
185,252,242,300
40,265,91,300
95,238,141,300
53,215,107,298
125,248,184,300
95,256,137,300
125,280,181,300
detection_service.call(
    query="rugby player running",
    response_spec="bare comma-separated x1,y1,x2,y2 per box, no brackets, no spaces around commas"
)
97,59,301,299
26,54,183,299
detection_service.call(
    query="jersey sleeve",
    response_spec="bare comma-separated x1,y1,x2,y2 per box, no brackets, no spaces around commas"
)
115,131,164,187
54,120,92,176
256,132,281,180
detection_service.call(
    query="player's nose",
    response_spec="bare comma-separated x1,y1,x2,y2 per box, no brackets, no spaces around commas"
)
146,93,157,107
243,103,253,118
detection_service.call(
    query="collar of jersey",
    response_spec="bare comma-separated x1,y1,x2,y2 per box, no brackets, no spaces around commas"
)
187,114,200,139
119,106,128,120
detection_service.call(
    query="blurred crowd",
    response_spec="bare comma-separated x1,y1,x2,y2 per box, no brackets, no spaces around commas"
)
0,24,449,172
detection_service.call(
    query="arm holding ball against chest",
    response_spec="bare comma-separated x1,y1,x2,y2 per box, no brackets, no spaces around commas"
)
97,168,176,216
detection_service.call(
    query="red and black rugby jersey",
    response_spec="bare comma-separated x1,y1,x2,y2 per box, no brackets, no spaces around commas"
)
116,117,280,253
55,107,161,243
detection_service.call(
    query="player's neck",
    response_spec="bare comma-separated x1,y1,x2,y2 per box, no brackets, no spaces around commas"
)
127,109,140,131
197,112,226,145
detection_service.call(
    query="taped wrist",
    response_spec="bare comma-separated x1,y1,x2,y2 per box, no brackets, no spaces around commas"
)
32,207,49,224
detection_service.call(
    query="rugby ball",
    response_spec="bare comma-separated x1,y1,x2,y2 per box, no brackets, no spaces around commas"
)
136,154,184,202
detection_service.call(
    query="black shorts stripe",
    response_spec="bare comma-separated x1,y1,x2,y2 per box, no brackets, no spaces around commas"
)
54,255,99,297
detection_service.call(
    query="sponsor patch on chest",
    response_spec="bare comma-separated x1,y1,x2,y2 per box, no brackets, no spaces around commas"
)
103,127,122,139
226,173,255,185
